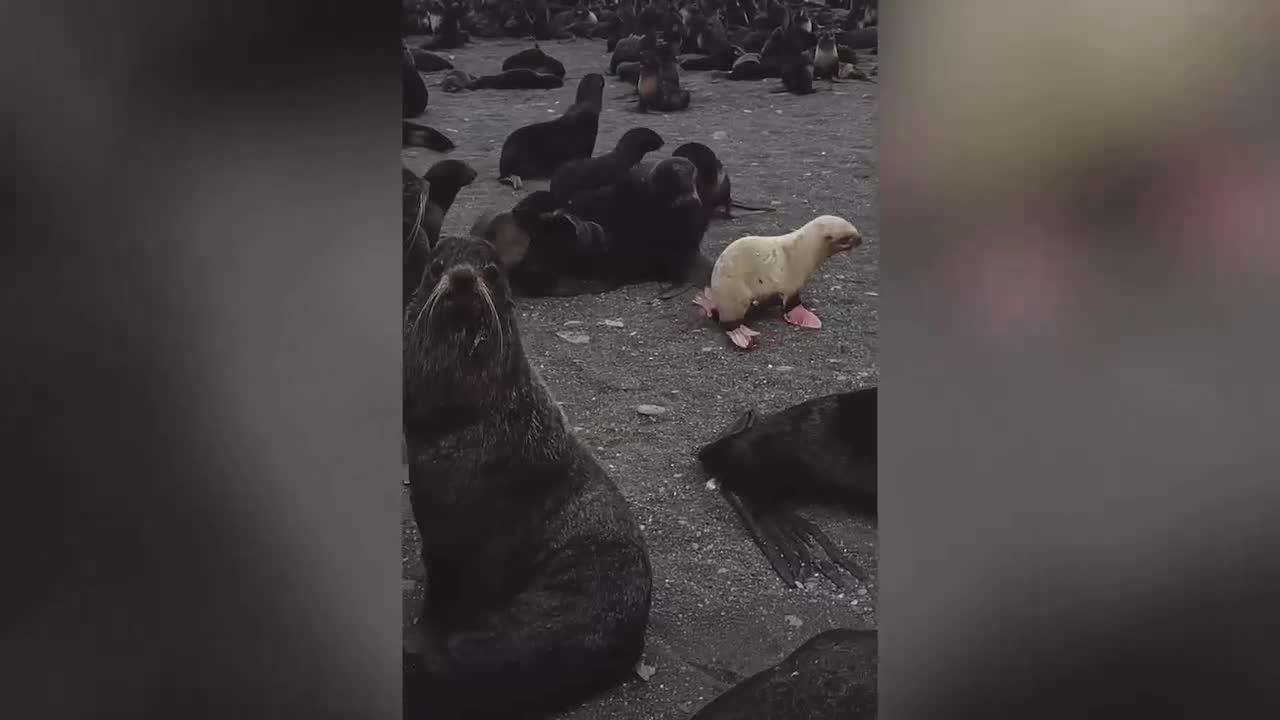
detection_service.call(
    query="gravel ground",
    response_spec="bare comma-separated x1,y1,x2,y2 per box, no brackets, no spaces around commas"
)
402,36,879,720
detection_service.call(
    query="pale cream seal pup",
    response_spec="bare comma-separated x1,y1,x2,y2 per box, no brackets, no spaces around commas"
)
692,215,863,349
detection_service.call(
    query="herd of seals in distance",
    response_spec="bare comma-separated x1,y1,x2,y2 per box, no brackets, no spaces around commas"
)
401,1,878,718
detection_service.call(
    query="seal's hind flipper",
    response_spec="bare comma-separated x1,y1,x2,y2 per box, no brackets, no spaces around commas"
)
729,200,776,214
722,489,799,588
733,501,867,589
402,122,456,152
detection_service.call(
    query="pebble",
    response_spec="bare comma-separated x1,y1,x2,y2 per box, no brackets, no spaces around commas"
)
712,130,728,140
600,319,624,328
555,331,590,344
705,478,720,490
775,365,794,372
636,404,668,416
857,587,868,596
564,320,584,326
784,615,804,628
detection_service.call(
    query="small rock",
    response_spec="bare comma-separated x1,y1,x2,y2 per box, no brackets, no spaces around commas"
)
692,543,700,551
865,291,879,297
564,320,585,326
775,365,794,372
742,109,752,113
717,567,729,574
572,426,584,432
705,477,720,490
857,587,868,596
600,319,624,328
712,130,728,140
784,615,804,628
835,373,850,381
635,661,657,682
555,331,590,344
701,346,714,352
770,200,782,206
636,404,668,417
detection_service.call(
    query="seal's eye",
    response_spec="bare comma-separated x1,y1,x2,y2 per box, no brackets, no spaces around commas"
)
429,259,445,278
483,263,501,283
824,235,833,243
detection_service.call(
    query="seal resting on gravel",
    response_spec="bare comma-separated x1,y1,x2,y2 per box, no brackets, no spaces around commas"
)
501,43,567,78
689,629,877,720
696,387,877,590
498,73,605,190
693,215,862,349
402,236,652,719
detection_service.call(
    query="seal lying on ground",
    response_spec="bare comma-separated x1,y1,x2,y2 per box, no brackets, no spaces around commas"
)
501,43,567,78
402,121,456,153
498,73,605,189
441,68,564,91
402,236,652,719
402,160,478,307
690,629,877,720
670,142,776,219
696,387,877,589
693,215,862,349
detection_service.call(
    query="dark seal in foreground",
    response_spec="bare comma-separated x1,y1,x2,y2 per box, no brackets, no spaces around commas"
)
697,387,877,589
402,236,652,719
690,629,877,720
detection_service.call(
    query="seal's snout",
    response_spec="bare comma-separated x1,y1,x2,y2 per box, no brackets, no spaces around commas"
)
447,266,477,294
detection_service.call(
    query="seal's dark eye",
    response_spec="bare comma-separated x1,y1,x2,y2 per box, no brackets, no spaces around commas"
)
429,259,445,278
483,263,501,283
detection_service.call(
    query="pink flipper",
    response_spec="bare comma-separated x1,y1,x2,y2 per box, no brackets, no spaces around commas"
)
692,289,717,318
726,325,759,349
783,304,822,329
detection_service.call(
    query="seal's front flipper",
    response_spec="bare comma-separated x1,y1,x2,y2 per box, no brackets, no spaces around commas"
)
783,304,822,329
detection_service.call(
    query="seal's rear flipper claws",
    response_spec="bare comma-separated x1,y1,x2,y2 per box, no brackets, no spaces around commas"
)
727,325,758,349
692,291,717,317
784,304,822,329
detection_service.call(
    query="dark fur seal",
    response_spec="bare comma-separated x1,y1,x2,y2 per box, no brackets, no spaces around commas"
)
813,32,840,80
501,43,567,78
402,47,430,118
550,127,665,202
442,68,565,91
402,159,478,307
498,73,605,189
696,387,876,586
560,156,713,298
690,629,877,720
670,142,776,219
403,121,456,153
410,48,455,73
637,41,691,112
402,236,652,719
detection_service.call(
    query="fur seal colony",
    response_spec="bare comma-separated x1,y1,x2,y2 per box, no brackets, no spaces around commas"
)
402,4,877,717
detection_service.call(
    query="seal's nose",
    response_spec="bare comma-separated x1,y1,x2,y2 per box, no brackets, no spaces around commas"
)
447,267,476,293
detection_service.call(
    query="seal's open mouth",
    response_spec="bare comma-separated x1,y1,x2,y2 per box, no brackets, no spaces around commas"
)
833,233,863,253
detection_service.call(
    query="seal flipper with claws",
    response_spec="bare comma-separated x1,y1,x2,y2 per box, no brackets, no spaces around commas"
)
696,387,877,590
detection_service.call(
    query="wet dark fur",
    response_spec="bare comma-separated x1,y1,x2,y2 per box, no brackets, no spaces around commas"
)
402,236,652,719
697,388,877,587
499,74,605,182
402,160,478,307
473,68,565,90
501,44,567,78
550,127,665,202
690,629,877,720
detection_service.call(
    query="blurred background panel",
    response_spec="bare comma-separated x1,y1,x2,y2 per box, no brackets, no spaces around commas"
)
8,2,400,718
881,0,1280,717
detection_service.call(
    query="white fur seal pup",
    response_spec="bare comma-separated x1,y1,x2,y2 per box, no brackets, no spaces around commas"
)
692,215,863,349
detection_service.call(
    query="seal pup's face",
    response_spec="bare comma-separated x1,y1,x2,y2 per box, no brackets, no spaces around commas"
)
805,215,863,256
404,237,518,410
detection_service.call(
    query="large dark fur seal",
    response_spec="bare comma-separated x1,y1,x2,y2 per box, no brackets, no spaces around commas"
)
402,160,478,307
501,43,567,78
498,73,605,189
561,155,712,297
403,121,456,153
550,127,665,202
402,236,652,719
690,629,877,720
696,387,876,588
670,142,776,218
441,68,565,91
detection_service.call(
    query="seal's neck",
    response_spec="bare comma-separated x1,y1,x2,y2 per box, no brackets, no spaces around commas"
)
783,225,830,279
